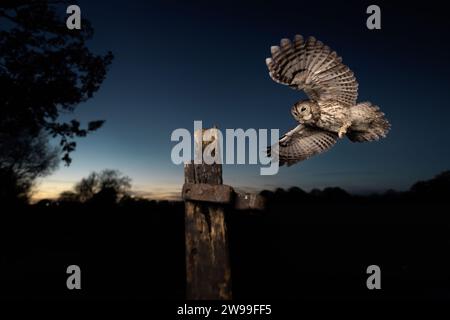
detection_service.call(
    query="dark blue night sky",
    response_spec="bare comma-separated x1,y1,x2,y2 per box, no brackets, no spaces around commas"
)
39,0,450,199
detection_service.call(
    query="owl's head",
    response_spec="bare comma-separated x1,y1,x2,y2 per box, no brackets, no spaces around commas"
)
291,100,316,123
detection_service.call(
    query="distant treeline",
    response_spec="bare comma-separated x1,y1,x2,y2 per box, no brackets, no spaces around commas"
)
33,170,450,210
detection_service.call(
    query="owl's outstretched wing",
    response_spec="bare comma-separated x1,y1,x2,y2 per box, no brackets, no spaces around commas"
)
268,125,338,166
266,35,358,107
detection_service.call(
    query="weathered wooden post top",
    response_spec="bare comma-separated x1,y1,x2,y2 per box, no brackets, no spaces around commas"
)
182,127,265,300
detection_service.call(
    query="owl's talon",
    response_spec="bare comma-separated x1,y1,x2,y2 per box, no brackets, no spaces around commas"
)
338,122,351,138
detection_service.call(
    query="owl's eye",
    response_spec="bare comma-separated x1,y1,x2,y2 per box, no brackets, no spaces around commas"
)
301,107,306,112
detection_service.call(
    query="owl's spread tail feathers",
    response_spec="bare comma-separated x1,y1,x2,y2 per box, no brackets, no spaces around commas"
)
347,102,390,142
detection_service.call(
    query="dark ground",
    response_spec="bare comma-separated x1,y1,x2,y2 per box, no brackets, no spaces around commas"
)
0,172,449,301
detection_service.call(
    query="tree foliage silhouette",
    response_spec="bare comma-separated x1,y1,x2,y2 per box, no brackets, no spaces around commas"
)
61,169,132,205
0,1,113,203
0,130,59,204
0,0,113,165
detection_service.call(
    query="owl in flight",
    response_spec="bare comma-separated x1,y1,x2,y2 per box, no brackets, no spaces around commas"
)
266,35,390,166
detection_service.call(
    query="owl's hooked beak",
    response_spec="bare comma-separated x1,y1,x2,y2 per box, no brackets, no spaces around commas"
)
303,114,312,121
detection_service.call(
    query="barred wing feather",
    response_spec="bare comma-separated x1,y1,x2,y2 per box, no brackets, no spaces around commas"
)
266,35,358,107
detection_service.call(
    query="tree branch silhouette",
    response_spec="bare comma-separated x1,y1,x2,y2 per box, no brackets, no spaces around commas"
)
0,0,113,203
0,0,113,165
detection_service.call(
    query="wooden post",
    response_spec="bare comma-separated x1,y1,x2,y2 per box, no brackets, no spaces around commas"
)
183,128,232,300
182,127,266,299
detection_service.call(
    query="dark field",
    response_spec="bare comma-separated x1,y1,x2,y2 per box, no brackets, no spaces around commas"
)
1,173,449,300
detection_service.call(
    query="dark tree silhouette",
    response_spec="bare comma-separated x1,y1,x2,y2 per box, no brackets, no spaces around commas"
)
0,0,113,165
0,1,113,204
58,190,79,203
0,130,59,204
410,171,450,200
60,169,132,205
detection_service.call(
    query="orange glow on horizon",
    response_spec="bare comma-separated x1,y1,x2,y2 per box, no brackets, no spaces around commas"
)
32,180,182,203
